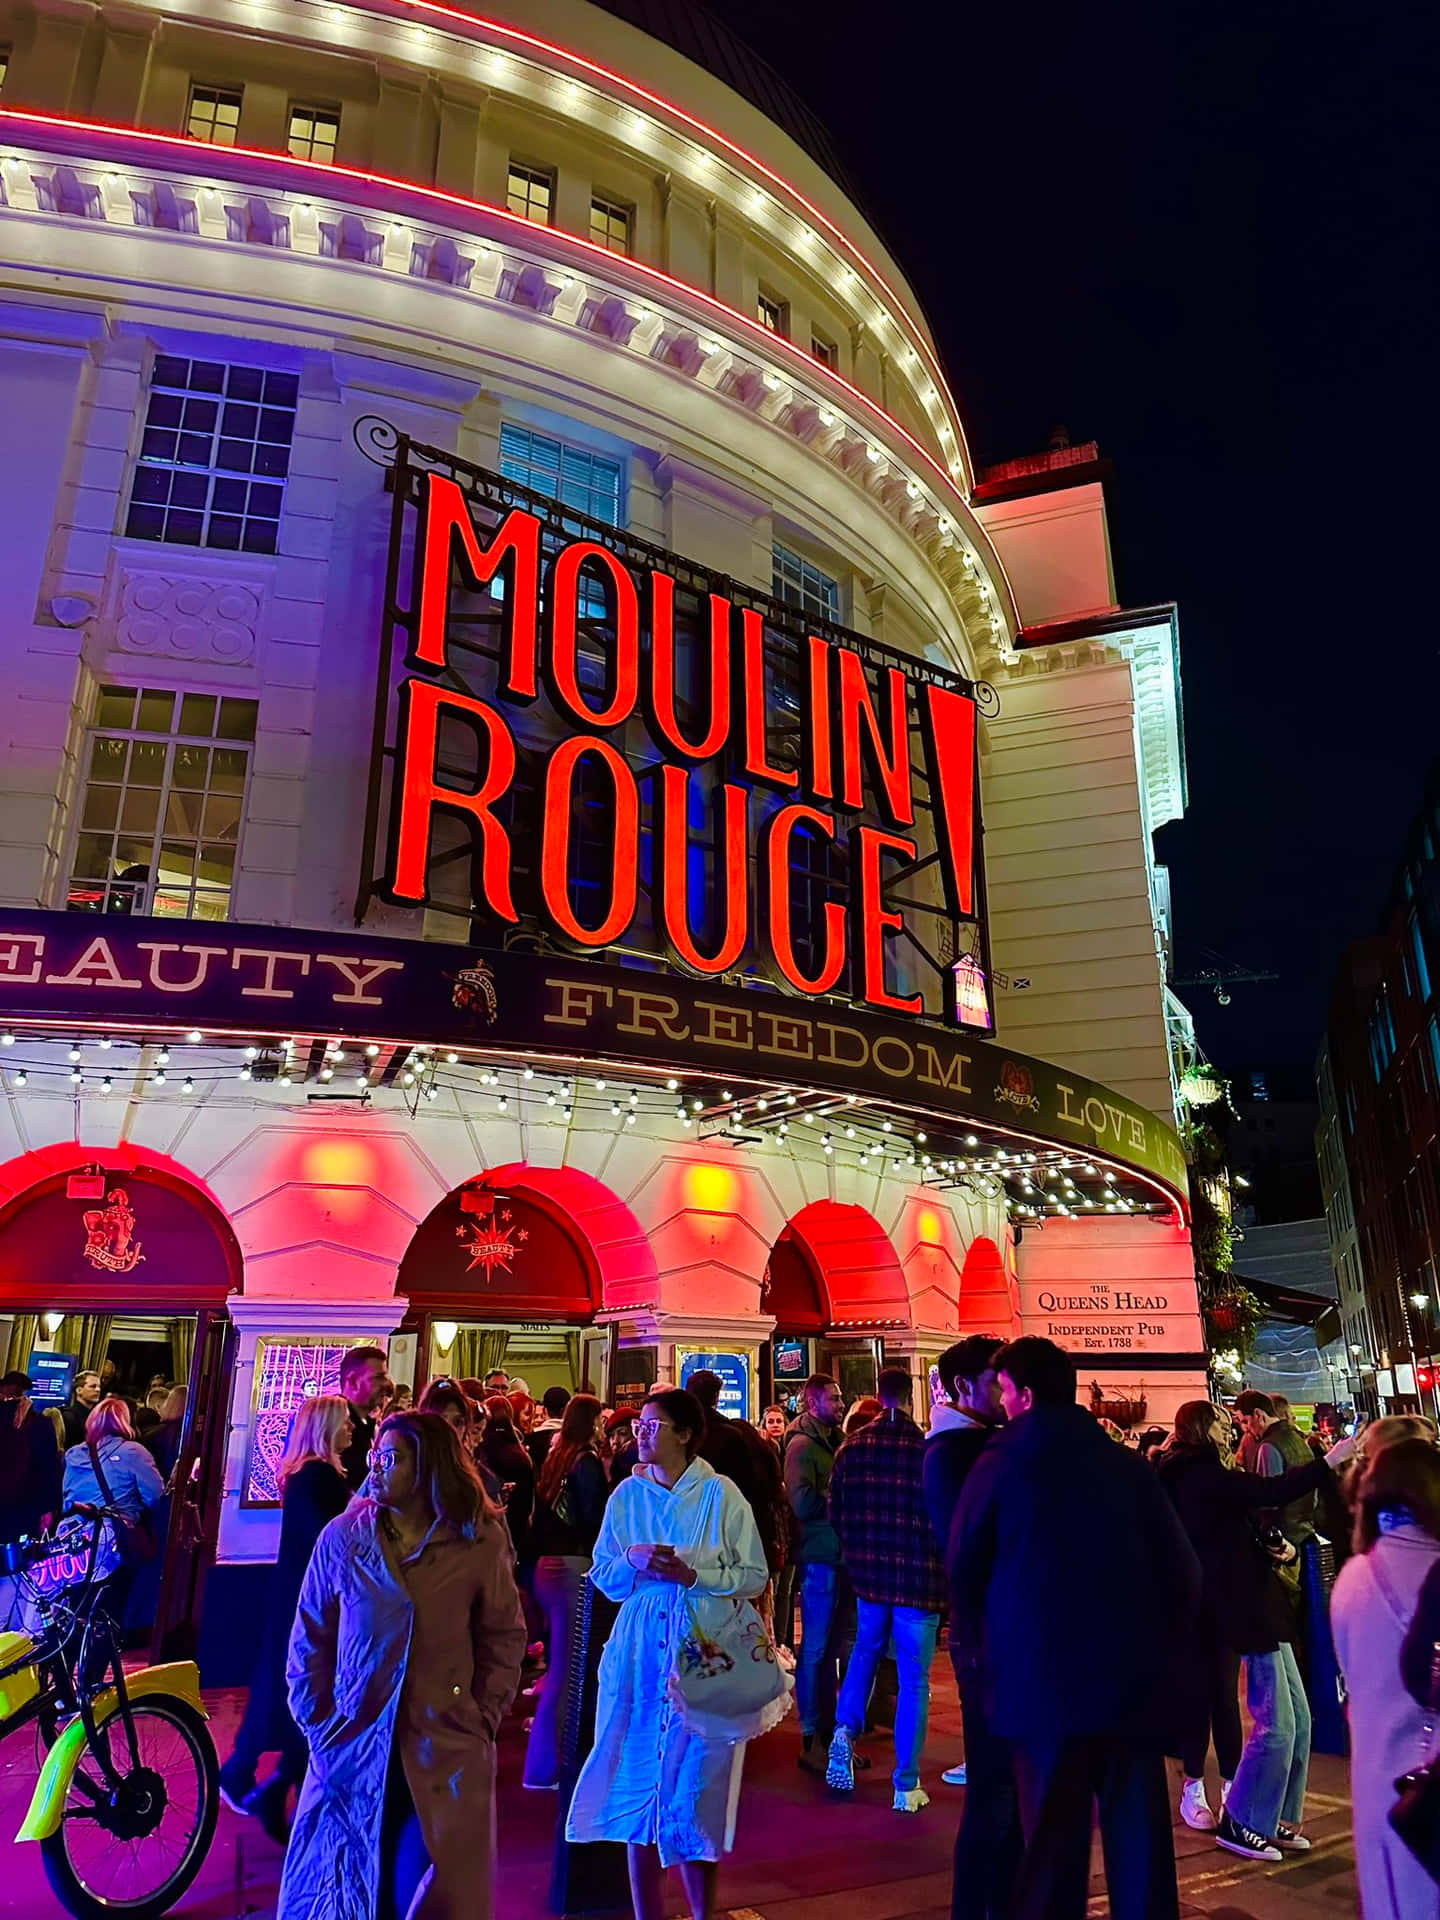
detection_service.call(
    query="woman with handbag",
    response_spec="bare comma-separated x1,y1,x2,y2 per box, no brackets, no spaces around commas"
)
565,1387,771,1920
1334,1438,1440,1915
523,1392,608,1789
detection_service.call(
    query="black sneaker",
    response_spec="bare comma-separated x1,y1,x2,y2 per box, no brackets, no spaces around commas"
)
1215,1810,1281,1862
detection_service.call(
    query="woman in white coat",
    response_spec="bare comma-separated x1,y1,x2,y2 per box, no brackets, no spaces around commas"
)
565,1386,767,1920
1331,1437,1440,1918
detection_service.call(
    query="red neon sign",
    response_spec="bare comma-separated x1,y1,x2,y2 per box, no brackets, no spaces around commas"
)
381,469,980,1020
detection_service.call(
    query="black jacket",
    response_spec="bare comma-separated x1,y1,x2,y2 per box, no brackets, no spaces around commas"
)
700,1412,791,1574
528,1450,607,1557
1402,1557,1440,1708
922,1409,995,1561
339,1403,376,1491
248,1458,350,1743
1155,1444,1330,1654
479,1429,535,1557
949,1403,1201,1744
0,1399,62,1543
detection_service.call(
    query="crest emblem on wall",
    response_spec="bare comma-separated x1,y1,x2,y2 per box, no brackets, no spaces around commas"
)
455,1184,528,1280
81,1187,145,1273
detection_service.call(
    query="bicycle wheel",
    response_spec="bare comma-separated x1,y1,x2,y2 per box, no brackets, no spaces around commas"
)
40,1695,220,1920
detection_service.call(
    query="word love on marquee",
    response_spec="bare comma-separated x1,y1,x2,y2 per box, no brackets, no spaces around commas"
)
380,469,980,1019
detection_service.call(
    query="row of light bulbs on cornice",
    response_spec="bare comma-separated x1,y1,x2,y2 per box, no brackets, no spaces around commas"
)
17,145,1002,628
302,1,963,475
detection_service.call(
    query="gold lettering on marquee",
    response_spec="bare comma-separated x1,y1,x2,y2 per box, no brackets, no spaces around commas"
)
544,979,615,1027
1056,1081,1081,1125
231,948,313,999
871,1034,915,1079
44,937,142,990
137,943,227,993
614,990,691,1042
817,1022,868,1070
316,954,406,1005
0,935,44,984
916,1042,971,1095
693,1001,754,1049
1128,1115,1147,1150
756,1012,814,1061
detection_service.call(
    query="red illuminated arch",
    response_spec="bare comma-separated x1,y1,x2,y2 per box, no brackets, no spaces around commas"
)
0,1143,242,1312
957,1234,1017,1336
766,1200,910,1331
399,1162,658,1321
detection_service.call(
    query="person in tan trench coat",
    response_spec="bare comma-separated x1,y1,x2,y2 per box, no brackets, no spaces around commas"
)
280,1409,527,1920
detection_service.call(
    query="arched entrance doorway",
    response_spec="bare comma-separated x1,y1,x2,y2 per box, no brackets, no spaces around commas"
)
0,1144,241,1657
397,1164,657,1400
760,1200,909,1410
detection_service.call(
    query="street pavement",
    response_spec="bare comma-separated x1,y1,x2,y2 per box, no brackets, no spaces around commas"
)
0,1654,1361,1917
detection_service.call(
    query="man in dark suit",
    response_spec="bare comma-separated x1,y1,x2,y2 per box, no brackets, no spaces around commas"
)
949,1337,1200,1920
337,1345,391,1490
924,1335,1019,1918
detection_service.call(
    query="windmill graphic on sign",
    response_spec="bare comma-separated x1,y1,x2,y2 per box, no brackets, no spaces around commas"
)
456,1180,528,1282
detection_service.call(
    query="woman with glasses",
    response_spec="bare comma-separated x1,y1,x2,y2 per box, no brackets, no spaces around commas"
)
220,1394,353,1839
280,1409,527,1920
566,1387,768,1920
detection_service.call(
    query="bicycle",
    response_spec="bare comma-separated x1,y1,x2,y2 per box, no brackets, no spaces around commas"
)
0,1505,220,1920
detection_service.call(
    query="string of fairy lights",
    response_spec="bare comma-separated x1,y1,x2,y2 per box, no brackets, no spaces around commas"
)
0,1027,1175,1226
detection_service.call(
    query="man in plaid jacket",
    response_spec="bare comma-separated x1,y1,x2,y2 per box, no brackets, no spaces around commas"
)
826,1367,946,1811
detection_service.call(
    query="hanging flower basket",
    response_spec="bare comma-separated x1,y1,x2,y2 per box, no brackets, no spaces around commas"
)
1089,1382,1148,1429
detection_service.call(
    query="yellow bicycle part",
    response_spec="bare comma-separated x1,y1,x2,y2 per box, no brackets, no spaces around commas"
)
0,1632,39,1721
17,1662,208,1842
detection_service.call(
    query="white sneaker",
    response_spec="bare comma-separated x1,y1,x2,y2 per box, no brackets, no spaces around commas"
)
942,1763,967,1786
893,1786,930,1813
1220,1777,1232,1808
1179,1777,1217,1831
825,1726,856,1792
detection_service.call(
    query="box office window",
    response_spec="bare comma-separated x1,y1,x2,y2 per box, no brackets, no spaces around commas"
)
66,685,257,920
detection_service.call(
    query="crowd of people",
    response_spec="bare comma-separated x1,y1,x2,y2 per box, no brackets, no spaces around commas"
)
9,1331,1440,1919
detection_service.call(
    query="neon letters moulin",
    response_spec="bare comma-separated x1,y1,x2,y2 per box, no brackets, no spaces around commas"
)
369,442,987,1023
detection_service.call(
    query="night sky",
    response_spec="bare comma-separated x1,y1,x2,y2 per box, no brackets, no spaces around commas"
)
710,0,1437,1072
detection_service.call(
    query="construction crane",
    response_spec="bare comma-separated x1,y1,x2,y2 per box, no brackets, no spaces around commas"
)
1171,951,1278,1007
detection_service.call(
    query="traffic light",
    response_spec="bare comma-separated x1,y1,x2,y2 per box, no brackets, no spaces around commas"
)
1418,1366,1435,1393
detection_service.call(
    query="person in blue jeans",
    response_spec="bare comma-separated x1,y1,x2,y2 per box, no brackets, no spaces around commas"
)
784,1373,846,1771
826,1367,946,1811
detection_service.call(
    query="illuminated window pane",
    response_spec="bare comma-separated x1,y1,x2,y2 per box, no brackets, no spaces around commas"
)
810,332,838,369
187,84,244,147
0,48,10,94
757,290,788,336
589,195,631,255
288,104,340,164
65,684,252,920
126,356,297,551
506,163,553,226
772,541,840,624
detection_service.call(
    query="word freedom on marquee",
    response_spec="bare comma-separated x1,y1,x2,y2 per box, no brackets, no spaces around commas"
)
383,473,981,1018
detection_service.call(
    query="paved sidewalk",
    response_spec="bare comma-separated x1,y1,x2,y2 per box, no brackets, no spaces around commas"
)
0,1657,1360,1917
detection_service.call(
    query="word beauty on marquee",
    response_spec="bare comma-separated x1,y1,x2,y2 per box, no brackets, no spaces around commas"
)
381,472,980,1019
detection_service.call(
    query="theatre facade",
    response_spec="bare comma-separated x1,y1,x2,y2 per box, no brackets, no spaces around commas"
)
0,0,1201,1644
